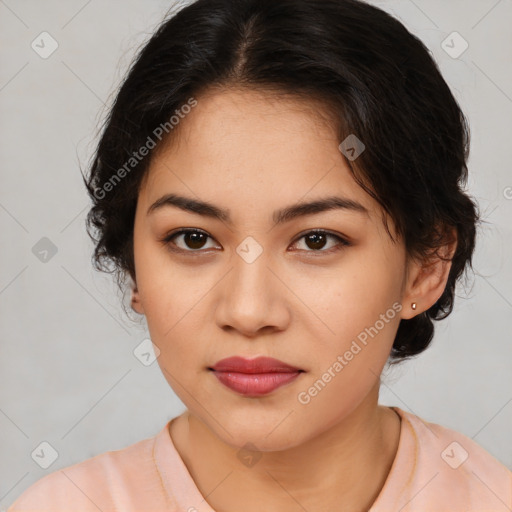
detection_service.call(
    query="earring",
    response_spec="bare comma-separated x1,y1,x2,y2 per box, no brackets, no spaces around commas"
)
411,302,417,310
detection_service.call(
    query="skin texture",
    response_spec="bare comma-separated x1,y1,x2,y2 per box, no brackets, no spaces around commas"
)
130,88,456,512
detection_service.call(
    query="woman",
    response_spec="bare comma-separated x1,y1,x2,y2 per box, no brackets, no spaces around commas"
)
8,0,511,510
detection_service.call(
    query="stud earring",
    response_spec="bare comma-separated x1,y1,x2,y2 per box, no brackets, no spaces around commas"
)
411,302,417,310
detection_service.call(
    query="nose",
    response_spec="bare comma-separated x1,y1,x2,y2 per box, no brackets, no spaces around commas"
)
215,251,291,338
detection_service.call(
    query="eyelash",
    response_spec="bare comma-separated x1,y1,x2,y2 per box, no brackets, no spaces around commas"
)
160,228,351,256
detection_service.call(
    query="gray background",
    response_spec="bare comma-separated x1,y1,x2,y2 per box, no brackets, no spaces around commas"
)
1,0,511,507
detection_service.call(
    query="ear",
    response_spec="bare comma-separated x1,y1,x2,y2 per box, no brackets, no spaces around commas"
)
131,282,145,315
400,226,457,320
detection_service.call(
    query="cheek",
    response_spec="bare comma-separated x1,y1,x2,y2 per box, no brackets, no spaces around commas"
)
146,294,206,382
295,266,400,421
291,255,402,401
141,282,205,356
134,233,201,329
134,265,213,374
296,255,401,338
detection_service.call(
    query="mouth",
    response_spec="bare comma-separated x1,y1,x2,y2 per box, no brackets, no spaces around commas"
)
208,356,305,397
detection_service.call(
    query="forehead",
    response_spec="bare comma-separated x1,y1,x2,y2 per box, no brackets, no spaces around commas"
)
139,88,380,224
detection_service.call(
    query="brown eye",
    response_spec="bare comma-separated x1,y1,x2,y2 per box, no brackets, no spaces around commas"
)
291,230,350,254
161,228,350,256
181,231,208,249
162,229,219,252
305,232,328,250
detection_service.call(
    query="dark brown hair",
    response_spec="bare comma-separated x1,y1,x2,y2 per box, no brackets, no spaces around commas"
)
83,0,479,364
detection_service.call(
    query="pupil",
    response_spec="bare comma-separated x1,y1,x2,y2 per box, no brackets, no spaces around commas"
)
306,233,326,250
185,232,206,249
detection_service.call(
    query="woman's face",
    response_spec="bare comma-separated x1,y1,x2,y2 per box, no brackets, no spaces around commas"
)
132,88,410,450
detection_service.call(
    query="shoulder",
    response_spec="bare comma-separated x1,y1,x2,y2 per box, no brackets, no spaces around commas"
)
7,431,161,512
390,407,512,511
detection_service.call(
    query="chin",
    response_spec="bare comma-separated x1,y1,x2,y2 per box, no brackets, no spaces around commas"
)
206,417,307,453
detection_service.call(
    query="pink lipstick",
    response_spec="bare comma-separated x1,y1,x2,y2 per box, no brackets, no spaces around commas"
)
209,356,303,397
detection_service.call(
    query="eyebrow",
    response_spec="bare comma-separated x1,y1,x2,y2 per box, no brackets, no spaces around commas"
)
146,193,368,226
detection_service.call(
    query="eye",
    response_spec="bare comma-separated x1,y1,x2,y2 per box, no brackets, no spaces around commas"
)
161,228,220,253
290,229,350,254
160,228,350,255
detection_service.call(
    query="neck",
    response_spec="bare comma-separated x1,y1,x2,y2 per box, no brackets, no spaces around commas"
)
169,384,401,512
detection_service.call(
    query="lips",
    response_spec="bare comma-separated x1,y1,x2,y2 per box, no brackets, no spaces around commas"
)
209,356,304,396
210,356,302,373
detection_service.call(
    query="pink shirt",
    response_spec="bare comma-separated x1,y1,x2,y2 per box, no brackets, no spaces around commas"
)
7,407,512,511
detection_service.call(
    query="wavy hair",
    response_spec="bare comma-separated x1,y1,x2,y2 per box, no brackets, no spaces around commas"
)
83,0,479,364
